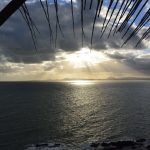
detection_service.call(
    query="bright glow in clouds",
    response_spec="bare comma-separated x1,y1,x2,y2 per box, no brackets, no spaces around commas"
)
0,48,149,81
64,48,109,68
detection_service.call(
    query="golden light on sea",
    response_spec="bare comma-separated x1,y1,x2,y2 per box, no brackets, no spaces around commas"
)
67,80,96,86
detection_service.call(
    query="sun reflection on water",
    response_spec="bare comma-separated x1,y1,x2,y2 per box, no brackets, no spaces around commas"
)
68,80,96,86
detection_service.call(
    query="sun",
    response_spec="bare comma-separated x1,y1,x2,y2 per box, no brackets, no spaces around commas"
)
65,48,109,68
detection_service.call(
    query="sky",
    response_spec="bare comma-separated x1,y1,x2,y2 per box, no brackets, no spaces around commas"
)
0,0,150,81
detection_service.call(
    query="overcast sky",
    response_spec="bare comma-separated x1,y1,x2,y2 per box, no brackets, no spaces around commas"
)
0,0,149,80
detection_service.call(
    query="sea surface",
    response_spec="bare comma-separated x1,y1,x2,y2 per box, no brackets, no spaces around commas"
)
0,80,150,150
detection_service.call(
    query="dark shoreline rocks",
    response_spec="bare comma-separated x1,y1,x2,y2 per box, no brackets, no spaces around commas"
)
25,139,150,150
89,139,150,150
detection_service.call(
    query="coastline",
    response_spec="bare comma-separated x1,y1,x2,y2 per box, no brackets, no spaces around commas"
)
26,139,150,150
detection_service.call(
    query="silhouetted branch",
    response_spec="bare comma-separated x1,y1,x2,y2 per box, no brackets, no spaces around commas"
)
91,0,100,47
54,0,64,37
89,0,93,9
97,0,103,17
122,0,149,39
0,0,149,48
122,8,150,47
81,0,85,46
102,0,120,38
40,0,53,45
101,0,113,34
0,0,26,26
136,27,150,47
118,0,142,33
84,0,87,10
71,0,75,37
20,5,37,50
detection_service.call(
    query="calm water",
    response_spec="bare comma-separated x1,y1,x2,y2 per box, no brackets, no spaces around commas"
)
0,80,150,150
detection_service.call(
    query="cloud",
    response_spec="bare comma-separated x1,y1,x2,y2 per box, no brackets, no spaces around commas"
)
104,49,150,75
0,0,149,80
0,0,148,64
0,48,149,80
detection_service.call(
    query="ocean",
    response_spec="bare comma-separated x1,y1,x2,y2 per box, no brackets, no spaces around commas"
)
0,80,150,150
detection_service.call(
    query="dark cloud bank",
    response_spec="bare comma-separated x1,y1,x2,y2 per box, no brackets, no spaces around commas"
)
0,0,149,75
